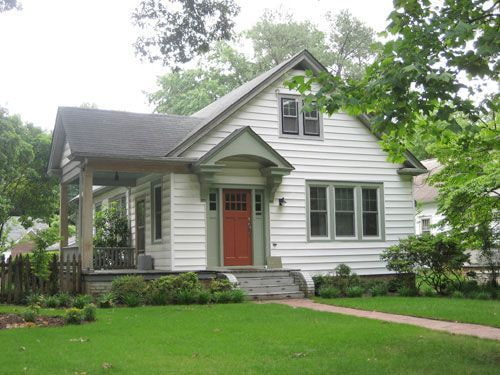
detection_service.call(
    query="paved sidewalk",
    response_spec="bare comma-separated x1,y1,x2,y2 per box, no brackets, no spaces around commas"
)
267,299,500,341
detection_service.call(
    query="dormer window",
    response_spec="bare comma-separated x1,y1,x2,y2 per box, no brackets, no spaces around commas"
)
278,95,323,139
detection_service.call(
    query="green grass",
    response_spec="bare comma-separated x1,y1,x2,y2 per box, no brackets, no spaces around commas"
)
315,296,500,327
1,303,499,374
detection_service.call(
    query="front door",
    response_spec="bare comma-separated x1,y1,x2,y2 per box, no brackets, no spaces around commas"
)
223,189,252,266
135,198,146,254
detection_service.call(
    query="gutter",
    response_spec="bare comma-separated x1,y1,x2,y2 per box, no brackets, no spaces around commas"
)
398,168,428,176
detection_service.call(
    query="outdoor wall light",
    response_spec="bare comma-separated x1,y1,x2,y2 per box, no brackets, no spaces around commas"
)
278,197,287,206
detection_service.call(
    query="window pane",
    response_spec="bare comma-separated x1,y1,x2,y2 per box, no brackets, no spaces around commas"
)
336,212,355,236
282,98,297,117
282,116,299,134
311,212,328,237
255,193,262,215
209,192,217,211
362,188,378,211
363,213,378,236
310,187,327,211
304,118,320,135
335,188,354,211
154,186,162,240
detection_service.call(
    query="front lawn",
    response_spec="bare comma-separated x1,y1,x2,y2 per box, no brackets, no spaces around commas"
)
315,296,500,328
1,303,500,374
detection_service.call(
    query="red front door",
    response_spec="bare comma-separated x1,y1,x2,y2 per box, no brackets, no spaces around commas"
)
223,189,252,266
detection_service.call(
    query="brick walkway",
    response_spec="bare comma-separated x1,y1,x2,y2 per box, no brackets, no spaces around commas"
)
268,299,500,341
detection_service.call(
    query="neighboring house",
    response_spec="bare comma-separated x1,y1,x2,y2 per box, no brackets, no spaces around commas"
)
413,159,445,235
47,50,426,276
1,218,48,259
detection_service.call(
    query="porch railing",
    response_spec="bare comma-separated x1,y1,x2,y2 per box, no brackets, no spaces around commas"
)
93,247,136,270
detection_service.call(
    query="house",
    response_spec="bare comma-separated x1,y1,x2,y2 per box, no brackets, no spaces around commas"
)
413,159,445,235
47,50,426,291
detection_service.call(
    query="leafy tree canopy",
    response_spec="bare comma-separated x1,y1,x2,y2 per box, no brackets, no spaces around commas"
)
133,0,240,69
0,108,58,249
0,0,20,12
149,8,377,115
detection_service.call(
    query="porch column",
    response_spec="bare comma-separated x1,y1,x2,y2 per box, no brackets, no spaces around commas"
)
59,183,69,250
80,165,94,271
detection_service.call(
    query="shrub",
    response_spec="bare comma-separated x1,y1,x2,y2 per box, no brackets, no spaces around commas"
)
25,294,43,306
171,272,201,292
65,308,83,324
73,295,93,309
475,291,491,300
57,293,74,308
422,287,436,297
229,289,246,303
212,291,233,304
44,295,59,308
369,282,388,297
397,286,419,297
22,306,40,322
111,276,147,305
209,279,234,293
93,203,129,247
197,290,211,305
346,286,364,298
174,289,200,305
82,304,97,321
451,291,465,299
319,286,341,298
97,293,115,308
381,233,468,295
123,294,142,307
313,264,361,296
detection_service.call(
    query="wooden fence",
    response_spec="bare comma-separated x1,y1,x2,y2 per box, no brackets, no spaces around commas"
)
93,247,135,270
0,253,81,303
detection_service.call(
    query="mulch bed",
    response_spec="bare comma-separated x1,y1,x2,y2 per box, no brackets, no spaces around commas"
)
0,313,65,330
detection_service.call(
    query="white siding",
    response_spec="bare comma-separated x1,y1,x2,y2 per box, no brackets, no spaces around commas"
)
171,173,207,270
415,201,446,235
179,70,416,275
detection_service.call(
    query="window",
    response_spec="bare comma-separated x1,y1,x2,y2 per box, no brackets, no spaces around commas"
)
362,188,379,236
209,192,217,211
306,182,384,241
335,187,356,237
255,193,262,216
303,106,320,135
281,98,299,134
152,184,162,241
309,186,329,237
421,218,431,234
279,95,322,138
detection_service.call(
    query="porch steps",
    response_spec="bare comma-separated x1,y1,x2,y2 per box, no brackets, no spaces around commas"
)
230,270,304,300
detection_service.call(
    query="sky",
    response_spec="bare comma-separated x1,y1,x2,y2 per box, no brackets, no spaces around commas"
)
0,0,393,131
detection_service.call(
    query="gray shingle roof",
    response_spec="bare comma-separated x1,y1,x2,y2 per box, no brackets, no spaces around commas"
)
413,159,442,203
58,107,204,159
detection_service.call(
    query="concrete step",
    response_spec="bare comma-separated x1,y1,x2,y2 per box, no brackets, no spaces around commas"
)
238,277,295,287
246,291,304,300
242,284,300,294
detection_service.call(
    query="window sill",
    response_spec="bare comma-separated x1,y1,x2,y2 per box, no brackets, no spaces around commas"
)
279,133,324,141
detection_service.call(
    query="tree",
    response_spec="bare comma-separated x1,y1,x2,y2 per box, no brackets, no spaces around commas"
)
133,0,240,69
325,9,379,79
0,108,58,250
149,8,377,115
148,42,257,115
288,0,499,273
245,8,331,71
0,0,20,12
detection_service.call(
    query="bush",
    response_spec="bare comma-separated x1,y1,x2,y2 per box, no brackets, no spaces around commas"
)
124,294,142,307
44,295,59,308
174,289,200,305
422,287,437,297
212,291,233,304
111,276,147,305
22,306,39,322
313,264,361,296
25,294,43,306
369,282,388,297
228,289,246,303
65,308,82,324
94,203,130,247
73,295,93,309
57,293,74,308
197,290,211,305
319,286,341,298
397,286,419,297
475,291,491,300
451,291,465,299
82,304,97,321
346,286,364,297
381,233,468,295
209,279,234,293
97,293,115,308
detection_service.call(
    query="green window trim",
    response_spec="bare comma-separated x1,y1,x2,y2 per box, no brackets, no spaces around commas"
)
306,180,386,242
